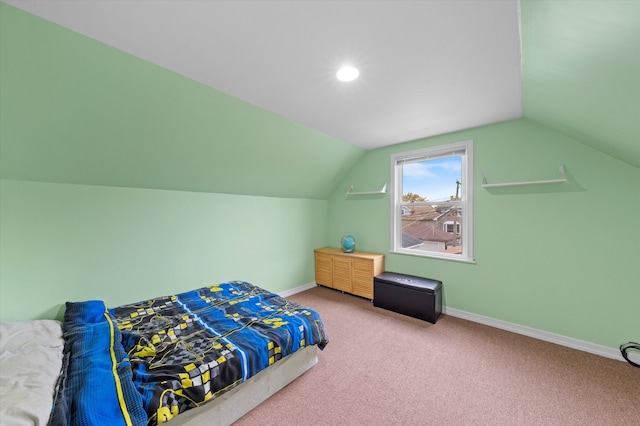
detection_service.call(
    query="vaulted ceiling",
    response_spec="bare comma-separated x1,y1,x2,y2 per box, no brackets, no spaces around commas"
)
3,0,639,169
520,0,639,169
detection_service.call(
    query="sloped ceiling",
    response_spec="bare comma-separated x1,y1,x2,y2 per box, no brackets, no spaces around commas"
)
2,0,523,150
1,0,638,173
521,0,640,169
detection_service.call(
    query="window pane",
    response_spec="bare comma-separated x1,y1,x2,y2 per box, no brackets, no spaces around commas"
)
391,140,473,263
402,156,462,203
399,204,463,255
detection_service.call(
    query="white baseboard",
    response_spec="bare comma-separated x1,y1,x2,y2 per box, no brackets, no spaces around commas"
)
278,281,317,299
443,307,640,365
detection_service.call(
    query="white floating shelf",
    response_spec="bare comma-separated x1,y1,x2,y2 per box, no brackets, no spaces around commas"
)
482,165,566,188
347,183,387,195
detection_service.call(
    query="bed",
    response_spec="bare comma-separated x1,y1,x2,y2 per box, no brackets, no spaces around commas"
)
0,281,328,426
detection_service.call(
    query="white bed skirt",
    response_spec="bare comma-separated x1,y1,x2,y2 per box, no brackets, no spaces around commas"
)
169,345,319,426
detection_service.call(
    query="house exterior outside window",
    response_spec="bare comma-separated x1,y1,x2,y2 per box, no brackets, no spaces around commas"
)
390,140,474,263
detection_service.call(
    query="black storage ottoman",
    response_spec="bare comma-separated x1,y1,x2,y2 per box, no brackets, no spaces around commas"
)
373,272,442,324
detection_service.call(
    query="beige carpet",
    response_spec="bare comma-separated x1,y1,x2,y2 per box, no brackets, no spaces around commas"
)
234,285,639,425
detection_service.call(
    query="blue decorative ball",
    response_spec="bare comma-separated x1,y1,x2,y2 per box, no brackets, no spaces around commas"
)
341,235,356,253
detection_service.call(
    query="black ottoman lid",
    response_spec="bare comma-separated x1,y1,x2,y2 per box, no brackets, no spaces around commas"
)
375,271,442,293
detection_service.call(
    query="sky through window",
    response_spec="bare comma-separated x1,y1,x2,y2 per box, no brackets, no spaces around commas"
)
402,157,462,202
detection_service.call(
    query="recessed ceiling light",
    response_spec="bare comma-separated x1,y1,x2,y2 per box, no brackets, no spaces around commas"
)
336,66,359,82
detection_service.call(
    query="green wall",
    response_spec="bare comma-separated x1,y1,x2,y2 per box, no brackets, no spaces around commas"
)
0,179,328,321
0,3,346,321
520,0,640,169
328,118,640,350
0,3,363,199
1,1,638,354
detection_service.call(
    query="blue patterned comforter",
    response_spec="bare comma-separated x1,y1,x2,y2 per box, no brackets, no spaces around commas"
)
49,281,328,425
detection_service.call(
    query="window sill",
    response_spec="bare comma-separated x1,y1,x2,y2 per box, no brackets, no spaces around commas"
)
390,249,476,264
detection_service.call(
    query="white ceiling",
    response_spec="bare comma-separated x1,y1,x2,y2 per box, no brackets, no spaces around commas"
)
4,0,523,150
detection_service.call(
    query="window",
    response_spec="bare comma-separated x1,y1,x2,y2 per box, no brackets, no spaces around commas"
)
390,140,474,263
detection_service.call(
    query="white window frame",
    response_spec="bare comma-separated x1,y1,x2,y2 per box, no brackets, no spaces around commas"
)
390,140,474,263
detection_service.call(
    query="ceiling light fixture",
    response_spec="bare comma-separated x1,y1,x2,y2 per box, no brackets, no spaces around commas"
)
336,65,359,82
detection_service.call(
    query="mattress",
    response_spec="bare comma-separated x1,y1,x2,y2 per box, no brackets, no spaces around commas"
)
0,317,319,426
46,281,328,425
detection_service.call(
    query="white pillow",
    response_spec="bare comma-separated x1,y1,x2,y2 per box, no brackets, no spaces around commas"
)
0,320,64,426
